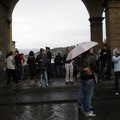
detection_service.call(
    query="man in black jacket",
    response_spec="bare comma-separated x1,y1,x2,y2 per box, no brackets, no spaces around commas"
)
36,48,49,87
46,47,52,81
54,52,63,77
98,43,111,81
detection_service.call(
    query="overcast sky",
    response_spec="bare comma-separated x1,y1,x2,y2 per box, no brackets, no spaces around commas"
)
12,0,105,50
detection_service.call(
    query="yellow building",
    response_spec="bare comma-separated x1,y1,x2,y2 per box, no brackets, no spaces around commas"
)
12,41,16,52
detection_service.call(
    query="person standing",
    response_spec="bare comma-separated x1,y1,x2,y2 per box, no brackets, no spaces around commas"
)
20,53,25,80
98,43,111,81
46,47,52,81
75,48,98,117
26,51,37,84
6,51,17,85
112,48,120,95
36,48,49,87
54,52,63,77
63,47,74,84
14,49,22,84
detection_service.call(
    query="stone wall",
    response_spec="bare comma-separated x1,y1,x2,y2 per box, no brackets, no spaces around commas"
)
105,1,120,52
0,3,10,80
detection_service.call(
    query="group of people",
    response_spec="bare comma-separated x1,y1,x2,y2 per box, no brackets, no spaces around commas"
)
5,43,120,118
54,43,111,84
26,47,52,87
5,50,26,85
76,44,120,117
5,47,52,87
54,47,74,84
25,47,52,87
63,43,120,117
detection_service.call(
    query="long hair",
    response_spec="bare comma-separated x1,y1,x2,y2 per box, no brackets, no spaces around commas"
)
103,43,110,51
29,51,34,56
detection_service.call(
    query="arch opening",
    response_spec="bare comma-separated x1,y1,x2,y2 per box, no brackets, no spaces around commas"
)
12,0,90,50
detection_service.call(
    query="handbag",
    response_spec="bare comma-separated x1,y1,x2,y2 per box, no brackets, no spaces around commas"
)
92,71,99,84
83,59,99,84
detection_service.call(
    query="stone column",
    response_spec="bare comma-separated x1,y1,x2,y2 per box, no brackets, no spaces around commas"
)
105,1,120,52
0,4,11,80
89,17,104,50
10,18,13,51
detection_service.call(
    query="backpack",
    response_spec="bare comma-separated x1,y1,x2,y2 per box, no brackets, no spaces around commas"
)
41,58,50,70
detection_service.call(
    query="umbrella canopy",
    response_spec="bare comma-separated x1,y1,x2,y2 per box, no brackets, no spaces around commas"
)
66,41,98,61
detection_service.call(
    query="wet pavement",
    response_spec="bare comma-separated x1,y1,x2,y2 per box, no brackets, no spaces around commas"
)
0,77,120,120
0,98,120,120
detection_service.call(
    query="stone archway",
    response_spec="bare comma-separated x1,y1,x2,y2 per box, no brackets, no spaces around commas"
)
0,0,120,79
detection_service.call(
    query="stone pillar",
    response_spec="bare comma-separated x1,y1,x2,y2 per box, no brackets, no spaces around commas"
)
105,1,120,53
0,4,11,80
89,17,104,50
10,19,13,51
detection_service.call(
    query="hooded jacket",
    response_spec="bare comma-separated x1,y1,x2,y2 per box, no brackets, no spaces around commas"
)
112,48,120,72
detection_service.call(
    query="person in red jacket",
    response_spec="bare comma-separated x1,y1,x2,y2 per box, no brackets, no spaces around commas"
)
14,50,23,84
20,53,25,80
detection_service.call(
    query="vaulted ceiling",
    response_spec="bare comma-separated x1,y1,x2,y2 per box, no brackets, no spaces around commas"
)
0,0,108,21
82,0,106,17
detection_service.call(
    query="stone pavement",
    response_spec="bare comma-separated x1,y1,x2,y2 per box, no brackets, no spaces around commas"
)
0,77,118,105
0,77,120,120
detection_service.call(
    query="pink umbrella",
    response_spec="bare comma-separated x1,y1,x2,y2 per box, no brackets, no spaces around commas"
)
66,41,98,61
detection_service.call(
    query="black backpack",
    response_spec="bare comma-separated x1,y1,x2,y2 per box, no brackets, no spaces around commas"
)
41,58,50,70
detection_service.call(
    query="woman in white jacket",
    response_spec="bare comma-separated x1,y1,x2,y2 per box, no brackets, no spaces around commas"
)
6,51,16,85
112,48,120,95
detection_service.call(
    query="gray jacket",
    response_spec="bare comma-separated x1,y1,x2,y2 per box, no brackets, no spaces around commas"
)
112,48,120,72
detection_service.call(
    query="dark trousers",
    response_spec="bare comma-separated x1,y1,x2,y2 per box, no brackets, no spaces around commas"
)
47,65,52,80
55,65,63,77
7,69,16,85
98,61,106,80
114,72,120,93
15,65,21,82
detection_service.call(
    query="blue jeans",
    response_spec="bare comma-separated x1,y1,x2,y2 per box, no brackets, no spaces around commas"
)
39,70,48,85
98,61,107,80
77,78,94,112
21,66,24,79
15,65,21,83
56,65,63,77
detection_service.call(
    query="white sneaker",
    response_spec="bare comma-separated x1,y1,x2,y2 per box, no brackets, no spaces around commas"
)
84,111,96,117
39,84,42,87
115,93,119,95
46,83,49,86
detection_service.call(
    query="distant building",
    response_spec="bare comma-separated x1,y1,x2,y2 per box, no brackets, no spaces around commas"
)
12,41,16,51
